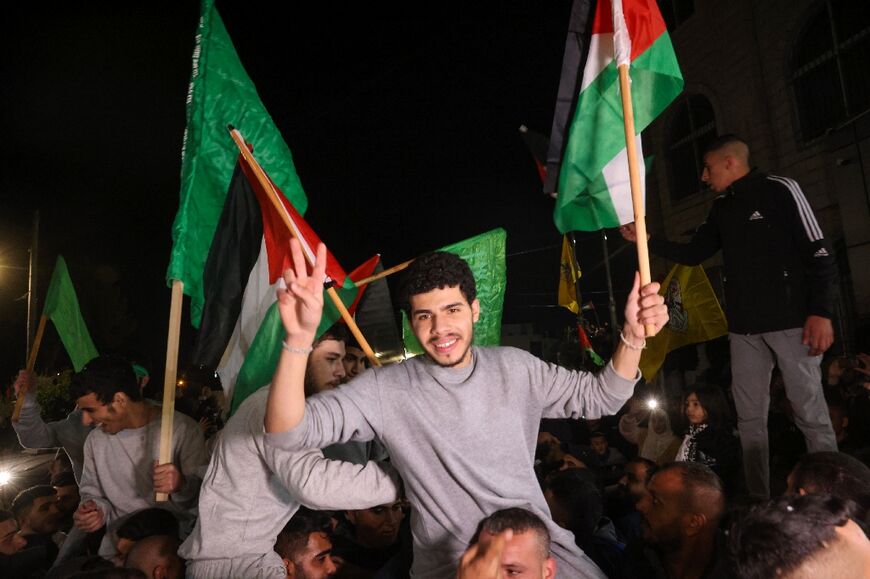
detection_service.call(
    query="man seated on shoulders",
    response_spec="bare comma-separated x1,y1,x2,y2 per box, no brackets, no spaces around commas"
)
70,355,208,560
264,241,667,578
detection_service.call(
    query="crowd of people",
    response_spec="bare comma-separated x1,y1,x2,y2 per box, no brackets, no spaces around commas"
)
1,134,869,577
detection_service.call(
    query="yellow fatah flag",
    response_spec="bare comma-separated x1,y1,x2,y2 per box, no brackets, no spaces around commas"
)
639,264,728,380
558,235,581,314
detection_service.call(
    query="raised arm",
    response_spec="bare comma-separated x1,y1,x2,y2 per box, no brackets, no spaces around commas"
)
265,239,328,434
11,370,61,449
610,272,669,379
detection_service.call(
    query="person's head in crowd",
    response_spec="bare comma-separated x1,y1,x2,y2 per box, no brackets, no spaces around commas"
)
52,470,80,521
274,508,337,578
786,451,870,521
342,335,368,382
115,508,180,565
123,535,184,579
589,432,609,458
11,485,62,536
825,392,851,445
0,509,27,555
682,385,732,430
304,325,348,397
70,355,143,434
618,457,658,503
49,449,74,481
344,500,404,550
475,507,556,578
730,494,870,579
399,251,479,369
544,468,603,550
636,462,725,551
700,134,751,193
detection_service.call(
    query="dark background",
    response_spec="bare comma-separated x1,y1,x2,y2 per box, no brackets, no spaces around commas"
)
0,0,638,385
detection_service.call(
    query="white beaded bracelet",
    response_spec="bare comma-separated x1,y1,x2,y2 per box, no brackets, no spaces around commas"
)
282,341,314,355
619,331,647,350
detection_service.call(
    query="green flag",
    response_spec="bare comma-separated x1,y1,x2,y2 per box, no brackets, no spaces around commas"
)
402,229,507,355
166,0,307,328
44,256,98,371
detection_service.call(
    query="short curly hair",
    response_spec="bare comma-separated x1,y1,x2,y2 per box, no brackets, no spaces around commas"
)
399,252,477,315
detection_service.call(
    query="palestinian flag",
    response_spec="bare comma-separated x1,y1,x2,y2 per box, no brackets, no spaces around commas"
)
518,125,550,185
227,254,379,414
191,148,371,408
549,0,683,232
577,323,604,367
166,0,307,327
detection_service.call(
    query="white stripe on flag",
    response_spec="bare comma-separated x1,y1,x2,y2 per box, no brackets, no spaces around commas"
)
217,237,280,400
611,0,632,67
767,175,823,241
580,33,614,92
601,135,645,225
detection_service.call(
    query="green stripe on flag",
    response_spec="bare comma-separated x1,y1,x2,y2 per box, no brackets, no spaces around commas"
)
555,33,682,232
230,278,357,414
402,229,507,356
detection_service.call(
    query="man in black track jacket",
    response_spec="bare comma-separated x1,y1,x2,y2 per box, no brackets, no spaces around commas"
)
621,134,838,499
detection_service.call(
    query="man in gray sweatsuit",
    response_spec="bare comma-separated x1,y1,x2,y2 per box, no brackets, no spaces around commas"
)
179,335,400,578
263,242,668,578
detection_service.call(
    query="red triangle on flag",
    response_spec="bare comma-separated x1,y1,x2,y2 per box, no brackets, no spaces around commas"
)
238,155,348,287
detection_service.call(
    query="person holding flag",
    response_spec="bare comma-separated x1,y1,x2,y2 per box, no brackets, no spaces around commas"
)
263,240,668,578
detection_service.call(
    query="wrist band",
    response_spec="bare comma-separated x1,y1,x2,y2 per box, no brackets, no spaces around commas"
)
620,331,647,350
282,341,313,355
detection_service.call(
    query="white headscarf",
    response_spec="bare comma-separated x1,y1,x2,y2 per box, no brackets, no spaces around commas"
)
639,408,680,463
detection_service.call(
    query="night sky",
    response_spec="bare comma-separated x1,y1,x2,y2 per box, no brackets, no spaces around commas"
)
0,1,638,384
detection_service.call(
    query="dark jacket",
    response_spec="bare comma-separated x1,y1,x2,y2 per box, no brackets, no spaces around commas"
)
650,170,838,334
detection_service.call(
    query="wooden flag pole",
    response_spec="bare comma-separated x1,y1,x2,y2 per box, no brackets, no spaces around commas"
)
11,314,48,422
227,127,380,367
156,279,184,502
617,64,655,337
353,259,412,287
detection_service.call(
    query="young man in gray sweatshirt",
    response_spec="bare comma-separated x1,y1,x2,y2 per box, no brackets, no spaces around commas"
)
70,356,208,560
263,241,669,578
178,330,400,579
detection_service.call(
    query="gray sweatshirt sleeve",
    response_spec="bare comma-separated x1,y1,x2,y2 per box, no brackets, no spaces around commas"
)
262,442,400,510
535,355,639,419
12,393,61,449
264,371,383,451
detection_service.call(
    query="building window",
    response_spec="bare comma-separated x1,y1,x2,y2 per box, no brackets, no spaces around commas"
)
666,94,717,202
658,0,694,32
791,1,870,141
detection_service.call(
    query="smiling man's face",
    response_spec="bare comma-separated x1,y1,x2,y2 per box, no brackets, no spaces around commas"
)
77,392,126,434
409,285,479,368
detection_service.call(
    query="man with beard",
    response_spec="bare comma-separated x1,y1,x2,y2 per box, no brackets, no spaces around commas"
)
264,242,668,578
11,485,64,564
274,508,338,579
627,462,728,579
606,457,657,544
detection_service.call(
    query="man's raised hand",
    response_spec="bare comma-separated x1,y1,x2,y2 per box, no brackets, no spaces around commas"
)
622,272,668,340
277,239,328,348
